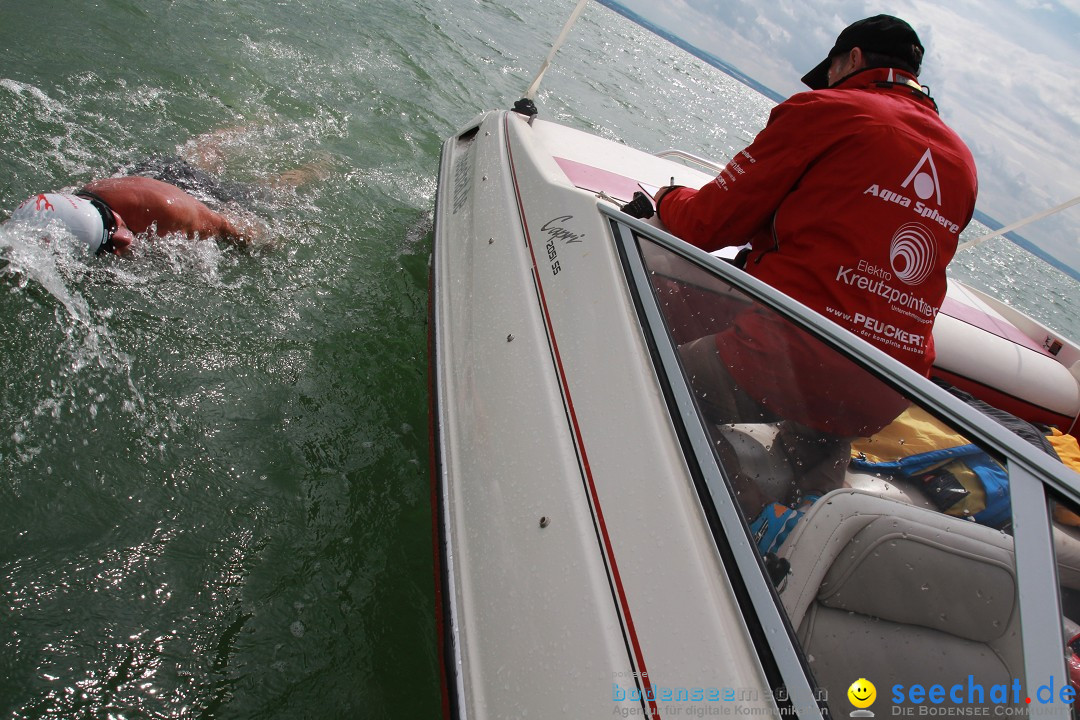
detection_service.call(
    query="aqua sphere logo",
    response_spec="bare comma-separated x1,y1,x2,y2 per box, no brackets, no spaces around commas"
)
900,149,943,206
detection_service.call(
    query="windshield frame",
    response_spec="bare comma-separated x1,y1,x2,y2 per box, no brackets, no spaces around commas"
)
603,202,1079,720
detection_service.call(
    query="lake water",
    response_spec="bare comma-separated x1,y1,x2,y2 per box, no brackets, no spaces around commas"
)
1,1,1077,717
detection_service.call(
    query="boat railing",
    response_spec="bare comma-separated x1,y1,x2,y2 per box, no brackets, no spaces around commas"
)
654,148,726,175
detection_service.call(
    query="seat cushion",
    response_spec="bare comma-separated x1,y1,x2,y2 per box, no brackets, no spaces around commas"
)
799,606,1018,709
817,516,1016,644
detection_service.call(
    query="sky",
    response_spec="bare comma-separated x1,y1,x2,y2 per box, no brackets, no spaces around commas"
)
609,0,1080,272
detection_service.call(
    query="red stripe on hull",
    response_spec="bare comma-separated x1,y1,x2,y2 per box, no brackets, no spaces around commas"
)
505,114,662,720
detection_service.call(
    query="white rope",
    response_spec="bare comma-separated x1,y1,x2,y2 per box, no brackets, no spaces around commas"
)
524,0,590,100
958,193,1080,251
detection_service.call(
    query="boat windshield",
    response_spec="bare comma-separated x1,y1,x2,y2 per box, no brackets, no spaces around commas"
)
624,227,1080,719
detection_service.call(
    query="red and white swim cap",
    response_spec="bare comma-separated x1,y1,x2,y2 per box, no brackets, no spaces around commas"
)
9,193,110,254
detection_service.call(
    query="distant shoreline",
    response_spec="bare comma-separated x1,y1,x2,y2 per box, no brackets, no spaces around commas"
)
594,0,786,103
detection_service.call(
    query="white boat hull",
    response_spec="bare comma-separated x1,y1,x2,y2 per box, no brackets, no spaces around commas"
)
432,110,777,717
431,108,1080,720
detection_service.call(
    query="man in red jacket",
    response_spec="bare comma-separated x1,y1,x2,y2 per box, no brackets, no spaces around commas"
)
655,16,978,524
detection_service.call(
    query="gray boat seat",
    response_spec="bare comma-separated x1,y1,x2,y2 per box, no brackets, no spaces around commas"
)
846,462,1080,591
776,489,1023,708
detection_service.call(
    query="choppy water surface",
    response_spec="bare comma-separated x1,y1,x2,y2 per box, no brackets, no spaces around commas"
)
1,1,1077,717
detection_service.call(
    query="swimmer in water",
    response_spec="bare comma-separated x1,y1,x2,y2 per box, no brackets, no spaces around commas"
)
7,177,256,256
5,126,329,255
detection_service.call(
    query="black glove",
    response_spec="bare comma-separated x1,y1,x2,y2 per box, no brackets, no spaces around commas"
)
620,191,654,219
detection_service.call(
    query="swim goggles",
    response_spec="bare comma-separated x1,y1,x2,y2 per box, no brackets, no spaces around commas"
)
75,190,119,255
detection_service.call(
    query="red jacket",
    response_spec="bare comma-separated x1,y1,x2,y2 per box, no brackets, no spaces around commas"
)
659,68,978,435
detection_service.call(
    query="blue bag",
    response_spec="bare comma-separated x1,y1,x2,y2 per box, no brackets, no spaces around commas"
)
851,444,1011,528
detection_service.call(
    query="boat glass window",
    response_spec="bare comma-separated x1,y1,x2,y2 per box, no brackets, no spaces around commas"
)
637,235,1032,715
1050,488,1080,711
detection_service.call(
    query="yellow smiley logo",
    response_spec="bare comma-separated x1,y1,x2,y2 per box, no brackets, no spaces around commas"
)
847,678,876,709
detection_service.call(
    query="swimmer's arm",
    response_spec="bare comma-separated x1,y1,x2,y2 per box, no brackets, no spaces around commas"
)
216,213,267,246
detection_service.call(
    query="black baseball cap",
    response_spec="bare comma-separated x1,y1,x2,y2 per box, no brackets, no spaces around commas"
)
801,15,924,89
